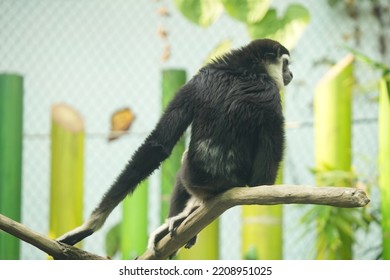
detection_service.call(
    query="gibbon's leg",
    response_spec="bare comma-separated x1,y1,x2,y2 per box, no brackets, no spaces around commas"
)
147,154,201,253
147,166,191,252
146,223,169,253
168,198,200,237
150,189,200,255
249,137,282,187
169,196,200,249
166,152,201,249
167,171,199,238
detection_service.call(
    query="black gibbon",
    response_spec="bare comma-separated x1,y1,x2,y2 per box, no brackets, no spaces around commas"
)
57,38,293,253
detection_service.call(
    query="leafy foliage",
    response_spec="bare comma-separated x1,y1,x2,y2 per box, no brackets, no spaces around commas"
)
173,0,223,27
301,205,372,258
173,0,310,50
344,47,389,75
222,0,271,24
243,245,259,260
105,222,121,258
247,4,310,49
302,169,375,259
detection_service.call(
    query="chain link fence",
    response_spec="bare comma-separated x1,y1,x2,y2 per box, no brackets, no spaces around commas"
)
1,0,388,259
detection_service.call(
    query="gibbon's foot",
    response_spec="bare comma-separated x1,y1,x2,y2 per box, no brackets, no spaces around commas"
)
148,204,201,255
167,235,197,259
169,203,201,236
168,216,187,237
147,223,170,255
167,204,200,237
57,228,94,246
184,235,197,249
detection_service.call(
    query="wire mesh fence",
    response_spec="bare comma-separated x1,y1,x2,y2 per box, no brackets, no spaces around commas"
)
1,0,388,259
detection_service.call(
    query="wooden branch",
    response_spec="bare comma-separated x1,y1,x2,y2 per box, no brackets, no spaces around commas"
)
0,185,369,260
137,185,370,260
0,213,106,260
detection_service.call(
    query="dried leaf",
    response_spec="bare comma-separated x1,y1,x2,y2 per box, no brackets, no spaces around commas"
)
161,44,171,62
157,7,170,17
108,108,135,141
156,26,169,39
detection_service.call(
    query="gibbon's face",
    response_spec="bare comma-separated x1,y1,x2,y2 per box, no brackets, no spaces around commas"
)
263,52,293,91
281,54,293,86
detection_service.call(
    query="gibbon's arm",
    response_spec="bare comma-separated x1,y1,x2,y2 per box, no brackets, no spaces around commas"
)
57,82,195,246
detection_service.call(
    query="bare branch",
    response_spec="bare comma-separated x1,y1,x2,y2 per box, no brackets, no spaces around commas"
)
137,185,370,260
0,185,369,260
0,213,106,260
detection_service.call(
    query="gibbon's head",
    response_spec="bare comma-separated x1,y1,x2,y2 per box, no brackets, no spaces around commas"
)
245,39,293,90
213,39,293,90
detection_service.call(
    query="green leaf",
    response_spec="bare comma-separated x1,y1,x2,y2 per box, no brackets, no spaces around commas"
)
344,46,389,74
222,0,271,23
332,215,354,239
105,223,121,258
248,4,310,49
174,0,223,27
244,246,259,260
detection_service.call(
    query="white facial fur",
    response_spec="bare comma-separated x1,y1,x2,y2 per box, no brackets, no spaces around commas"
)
265,54,290,91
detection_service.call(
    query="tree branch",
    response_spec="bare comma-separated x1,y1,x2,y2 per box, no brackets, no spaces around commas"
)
0,213,106,259
137,185,370,260
0,185,369,260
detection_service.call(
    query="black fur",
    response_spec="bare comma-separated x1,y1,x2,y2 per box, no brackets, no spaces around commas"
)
57,39,291,247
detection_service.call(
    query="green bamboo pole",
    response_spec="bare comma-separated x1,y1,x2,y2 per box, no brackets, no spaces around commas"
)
242,170,283,260
314,54,354,259
379,74,390,260
0,74,23,259
121,180,148,259
49,104,84,248
242,91,285,260
178,220,219,259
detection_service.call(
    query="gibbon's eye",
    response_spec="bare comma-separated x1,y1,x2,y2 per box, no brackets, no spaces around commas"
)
283,58,289,68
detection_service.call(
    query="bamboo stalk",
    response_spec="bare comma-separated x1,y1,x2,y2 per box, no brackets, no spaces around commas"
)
49,104,84,248
314,55,354,259
315,55,353,172
121,181,148,259
0,73,24,259
379,74,390,260
178,219,219,260
242,171,283,260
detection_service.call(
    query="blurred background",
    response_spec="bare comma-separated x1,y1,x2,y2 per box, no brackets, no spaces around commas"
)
0,0,389,260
